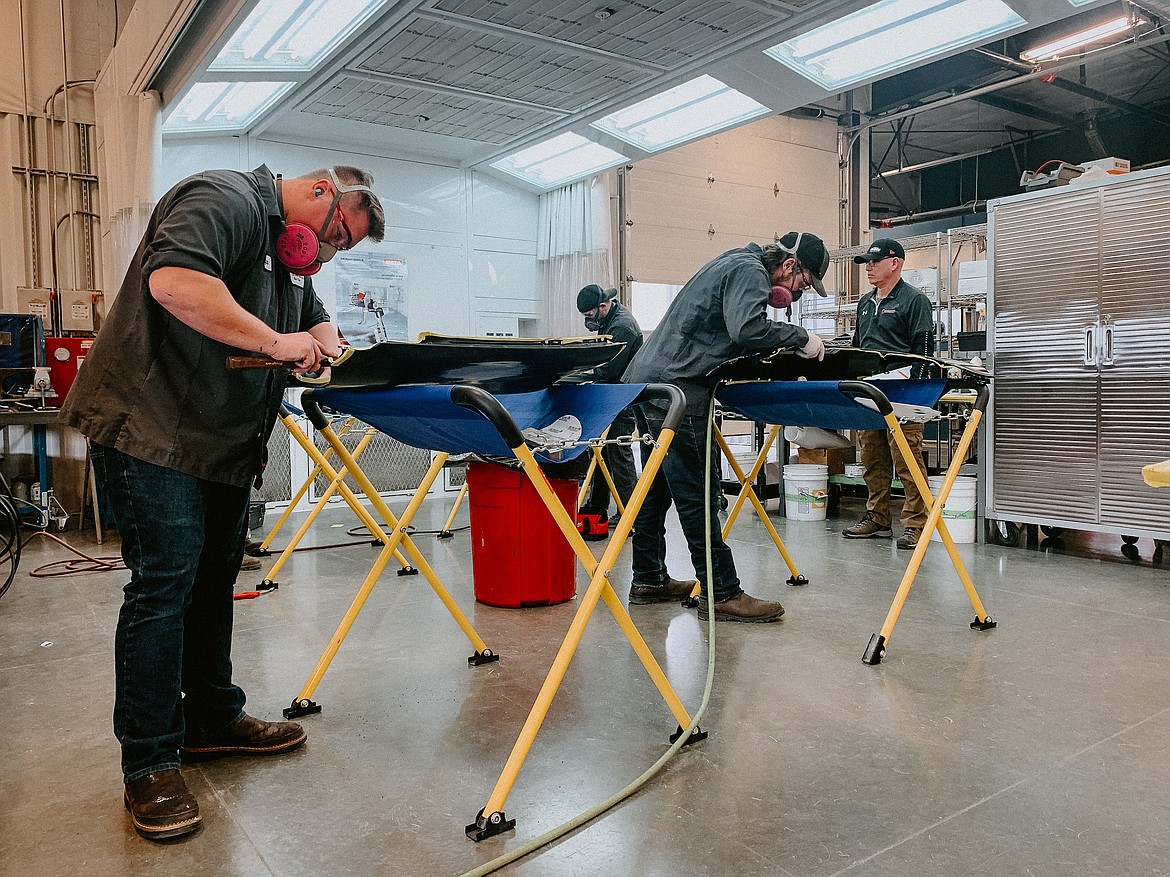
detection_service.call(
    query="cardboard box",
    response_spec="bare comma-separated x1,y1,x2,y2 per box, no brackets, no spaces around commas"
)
796,446,848,475
1080,156,1130,174
957,276,988,296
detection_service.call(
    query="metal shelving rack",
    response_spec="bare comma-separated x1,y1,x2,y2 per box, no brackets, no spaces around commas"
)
797,225,988,355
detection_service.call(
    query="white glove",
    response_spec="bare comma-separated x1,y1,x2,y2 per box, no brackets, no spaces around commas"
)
797,331,825,361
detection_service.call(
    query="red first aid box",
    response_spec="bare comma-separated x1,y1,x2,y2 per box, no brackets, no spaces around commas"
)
466,460,577,608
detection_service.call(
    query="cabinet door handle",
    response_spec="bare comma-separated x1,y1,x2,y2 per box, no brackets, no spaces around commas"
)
1084,325,1098,366
1102,324,1115,366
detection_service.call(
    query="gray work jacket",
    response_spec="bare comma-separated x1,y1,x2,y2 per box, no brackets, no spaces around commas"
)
623,243,808,412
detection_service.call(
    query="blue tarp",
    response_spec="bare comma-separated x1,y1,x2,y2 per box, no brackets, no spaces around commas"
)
716,380,948,431
310,382,646,462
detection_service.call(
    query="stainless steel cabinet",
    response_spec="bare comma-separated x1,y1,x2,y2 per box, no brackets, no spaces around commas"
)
986,166,1170,541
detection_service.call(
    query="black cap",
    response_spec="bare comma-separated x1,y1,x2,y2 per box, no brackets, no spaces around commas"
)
577,284,617,312
776,231,829,296
853,238,905,263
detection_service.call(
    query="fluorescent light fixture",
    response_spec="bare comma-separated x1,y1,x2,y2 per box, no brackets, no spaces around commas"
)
764,0,1026,91
1020,14,1141,62
590,75,771,153
209,0,387,71
163,82,294,133
490,133,627,190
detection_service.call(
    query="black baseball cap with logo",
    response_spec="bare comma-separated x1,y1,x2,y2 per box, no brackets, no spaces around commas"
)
776,231,830,296
853,238,905,263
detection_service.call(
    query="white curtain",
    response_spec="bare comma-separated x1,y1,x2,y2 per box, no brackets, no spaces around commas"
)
96,87,161,300
536,173,616,337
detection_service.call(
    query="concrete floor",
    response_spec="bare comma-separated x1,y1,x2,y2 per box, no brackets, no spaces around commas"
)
1,492,1168,877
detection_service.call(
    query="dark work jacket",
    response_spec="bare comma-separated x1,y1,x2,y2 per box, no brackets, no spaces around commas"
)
60,165,330,487
592,301,643,383
623,243,808,412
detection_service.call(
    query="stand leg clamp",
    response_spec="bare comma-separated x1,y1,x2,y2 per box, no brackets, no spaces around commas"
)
787,574,809,586
970,615,997,631
681,596,699,609
283,697,322,719
259,579,279,591
466,807,515,842
468,649,500,667
862,633,887,665
669,724,708,746
437,530,454,539
247,547,271,557
396,566,419,577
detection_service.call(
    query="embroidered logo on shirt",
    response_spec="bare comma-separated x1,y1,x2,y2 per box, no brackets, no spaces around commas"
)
290,274,305,288
264,255,272,271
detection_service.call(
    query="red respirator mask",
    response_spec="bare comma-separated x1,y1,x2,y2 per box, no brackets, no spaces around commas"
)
275,169,374,276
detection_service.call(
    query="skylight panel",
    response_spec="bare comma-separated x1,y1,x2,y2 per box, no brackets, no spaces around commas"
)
490,133,628,190
764,0,1026,92
590,75,771,153
209,0,387,72
162,82,295,133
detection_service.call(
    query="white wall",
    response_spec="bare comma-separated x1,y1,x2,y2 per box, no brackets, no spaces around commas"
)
159,135,540,339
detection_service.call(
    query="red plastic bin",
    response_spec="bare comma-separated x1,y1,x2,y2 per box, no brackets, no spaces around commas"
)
466,460,577,607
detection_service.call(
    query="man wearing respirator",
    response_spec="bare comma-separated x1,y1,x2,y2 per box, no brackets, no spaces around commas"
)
61,165,384,840
622,232,828,623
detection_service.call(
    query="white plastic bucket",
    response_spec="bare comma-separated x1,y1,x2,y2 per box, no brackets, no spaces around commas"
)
928,475,977,543
783,464,829,521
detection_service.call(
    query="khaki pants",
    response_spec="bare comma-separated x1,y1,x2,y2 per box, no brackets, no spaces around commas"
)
858,423,927,529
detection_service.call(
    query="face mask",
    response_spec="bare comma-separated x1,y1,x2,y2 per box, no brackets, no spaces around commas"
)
275,169,374,276
769,285,793,309
584,316,603,331
769,261,807,308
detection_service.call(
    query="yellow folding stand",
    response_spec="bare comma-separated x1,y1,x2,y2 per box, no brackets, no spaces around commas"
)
845,382,996,665
436,479,468,539
453,384,705,841
714,423,808,587
575,426,627,519
283,397,499,720
252,406,416,591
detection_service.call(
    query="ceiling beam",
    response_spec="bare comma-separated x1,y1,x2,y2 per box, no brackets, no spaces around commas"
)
973,46,1170,129
969,92,1077,128
856,29,1170,132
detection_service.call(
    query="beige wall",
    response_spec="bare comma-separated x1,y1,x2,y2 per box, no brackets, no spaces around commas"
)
626,114,841,288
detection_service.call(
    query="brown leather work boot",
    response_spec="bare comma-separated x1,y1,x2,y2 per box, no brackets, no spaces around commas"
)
629,577,698,605
696,592,786,623
124,769,201,840
896,527,922,549
843,511,892,539
181,715,306,761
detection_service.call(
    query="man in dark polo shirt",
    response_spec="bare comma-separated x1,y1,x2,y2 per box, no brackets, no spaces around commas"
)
60,165,384,840
576,284,643,534
842,238,934,549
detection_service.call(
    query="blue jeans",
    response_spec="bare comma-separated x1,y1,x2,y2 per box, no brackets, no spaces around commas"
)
91,443,250,782
632,402,742,602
